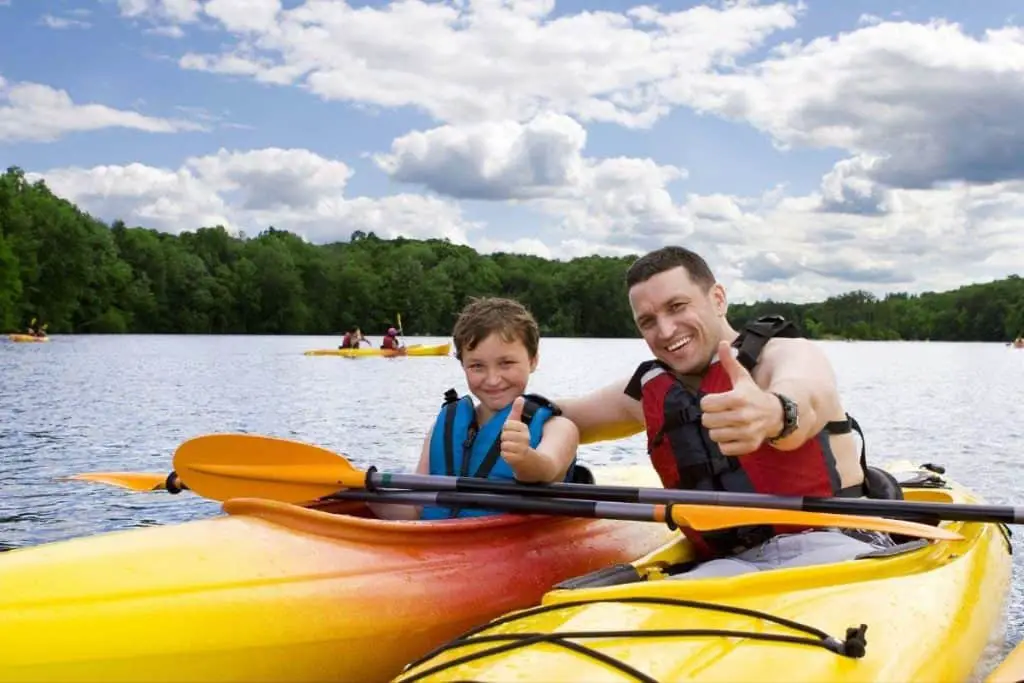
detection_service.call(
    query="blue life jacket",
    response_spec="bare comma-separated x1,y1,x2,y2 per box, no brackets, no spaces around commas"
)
420,388,576,520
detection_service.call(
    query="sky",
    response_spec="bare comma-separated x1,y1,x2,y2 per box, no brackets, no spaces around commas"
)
1,0,1023,304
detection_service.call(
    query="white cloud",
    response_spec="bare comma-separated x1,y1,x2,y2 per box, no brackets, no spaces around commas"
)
176,0,800,126
40,14,91,29
203,0,280,33
117,0,201,23
672,20,1024,189
0,75,207,142
375,112,588,199
145,24,186,38
29,148,479,245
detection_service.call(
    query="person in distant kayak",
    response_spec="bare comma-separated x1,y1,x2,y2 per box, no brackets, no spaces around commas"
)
380,327,404,350
369,297,583,520
339,327,369,349
553,245,900,579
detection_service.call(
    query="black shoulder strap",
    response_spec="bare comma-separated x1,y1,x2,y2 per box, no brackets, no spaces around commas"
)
733,314,800,371
625,359,667,400
520,393,562,422
440,389,460,477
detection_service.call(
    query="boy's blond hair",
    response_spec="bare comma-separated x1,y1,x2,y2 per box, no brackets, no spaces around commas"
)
452,297,540,361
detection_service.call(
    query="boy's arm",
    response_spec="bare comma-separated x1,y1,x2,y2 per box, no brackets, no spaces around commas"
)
530,415,581,482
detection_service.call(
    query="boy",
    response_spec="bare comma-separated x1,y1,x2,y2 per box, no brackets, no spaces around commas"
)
371,297,581,520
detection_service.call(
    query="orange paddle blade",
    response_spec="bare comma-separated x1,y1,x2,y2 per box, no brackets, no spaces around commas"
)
172,433,364,502
64,472,169,492
664,504,962,542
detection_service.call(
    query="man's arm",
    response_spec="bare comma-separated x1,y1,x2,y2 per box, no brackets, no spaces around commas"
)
755,337,842,451
557,378,646,445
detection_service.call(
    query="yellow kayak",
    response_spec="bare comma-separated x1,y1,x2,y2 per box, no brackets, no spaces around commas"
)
304,342,451,358
0,465,670,683
8,333,49,342
394,462,1013,683
988,641,1024,682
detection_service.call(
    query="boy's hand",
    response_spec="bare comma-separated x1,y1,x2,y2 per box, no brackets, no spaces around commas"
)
500,397,532,467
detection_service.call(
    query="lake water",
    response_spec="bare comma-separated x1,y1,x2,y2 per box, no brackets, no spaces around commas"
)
2,334,1023,673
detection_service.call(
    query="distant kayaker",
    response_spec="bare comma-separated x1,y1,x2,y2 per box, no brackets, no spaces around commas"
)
555,245,900,579
369,297,582,520
380,327,403,350
339,327,369,349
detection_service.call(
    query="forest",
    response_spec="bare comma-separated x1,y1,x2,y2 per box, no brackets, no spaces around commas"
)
1,166,1022,341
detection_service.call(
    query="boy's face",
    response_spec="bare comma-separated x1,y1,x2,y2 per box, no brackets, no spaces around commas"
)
461,331,537,413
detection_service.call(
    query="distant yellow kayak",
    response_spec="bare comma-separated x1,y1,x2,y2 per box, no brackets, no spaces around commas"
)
7,334,49,343
304,342,451,358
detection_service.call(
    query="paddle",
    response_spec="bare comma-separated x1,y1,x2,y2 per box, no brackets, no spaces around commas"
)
170,434,960,541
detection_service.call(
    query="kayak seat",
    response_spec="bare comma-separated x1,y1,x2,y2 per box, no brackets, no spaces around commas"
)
865,466,904,501
552,563,645,590
571,464,595,485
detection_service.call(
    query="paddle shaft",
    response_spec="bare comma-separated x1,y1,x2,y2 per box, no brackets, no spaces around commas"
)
323,487,960,541
328,488,655,521
368,471,1024,525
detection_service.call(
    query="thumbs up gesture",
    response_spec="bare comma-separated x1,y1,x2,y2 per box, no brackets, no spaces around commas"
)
500,397,532,467
699,341,781,456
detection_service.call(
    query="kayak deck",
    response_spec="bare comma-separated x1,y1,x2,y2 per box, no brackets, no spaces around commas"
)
394,464,1013,683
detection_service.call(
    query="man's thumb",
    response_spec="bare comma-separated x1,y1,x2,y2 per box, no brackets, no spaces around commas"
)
508,396,526,422
718,340,753,385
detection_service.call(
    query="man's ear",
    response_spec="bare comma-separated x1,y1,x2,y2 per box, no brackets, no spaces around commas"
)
711,282,727,317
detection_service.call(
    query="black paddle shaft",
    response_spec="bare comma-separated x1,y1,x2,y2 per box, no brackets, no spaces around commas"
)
369,471,1024,525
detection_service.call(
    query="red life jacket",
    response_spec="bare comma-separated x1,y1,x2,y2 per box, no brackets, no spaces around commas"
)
628,316,869,559
341,333,353,349
381,335,397,350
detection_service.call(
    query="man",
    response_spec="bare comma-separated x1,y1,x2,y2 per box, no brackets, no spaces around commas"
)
557,245,896,579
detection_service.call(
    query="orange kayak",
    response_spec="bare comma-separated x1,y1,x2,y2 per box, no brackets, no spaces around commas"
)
0,466,670,683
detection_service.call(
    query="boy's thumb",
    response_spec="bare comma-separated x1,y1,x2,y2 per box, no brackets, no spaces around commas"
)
508,396,526,422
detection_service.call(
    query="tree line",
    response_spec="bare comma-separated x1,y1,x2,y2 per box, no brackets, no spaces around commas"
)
1,166,1021,341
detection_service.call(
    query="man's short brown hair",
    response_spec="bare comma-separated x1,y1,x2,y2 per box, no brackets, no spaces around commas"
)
625,245,716,291
452,297,540,361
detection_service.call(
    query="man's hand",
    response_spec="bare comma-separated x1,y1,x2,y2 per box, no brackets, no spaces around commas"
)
500,397,533,467
699,341,782,456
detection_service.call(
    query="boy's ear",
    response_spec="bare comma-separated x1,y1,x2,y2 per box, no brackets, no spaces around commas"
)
529,354,539,373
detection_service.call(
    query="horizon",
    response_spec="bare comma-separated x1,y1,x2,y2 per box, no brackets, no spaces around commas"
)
2,0,1023,305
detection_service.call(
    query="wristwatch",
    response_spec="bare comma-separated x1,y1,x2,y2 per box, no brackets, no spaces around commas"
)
768,392,799,443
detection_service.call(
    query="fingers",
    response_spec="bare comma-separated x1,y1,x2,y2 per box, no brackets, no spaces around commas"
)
501,415,530,463
710,431,762,457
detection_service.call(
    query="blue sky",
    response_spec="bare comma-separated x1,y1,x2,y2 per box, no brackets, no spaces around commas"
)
2,0,1023,303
